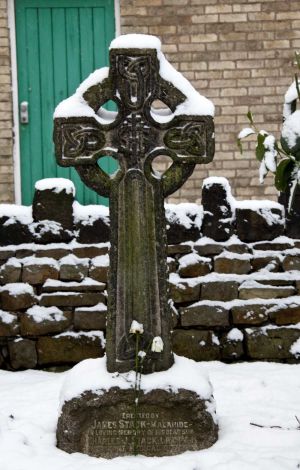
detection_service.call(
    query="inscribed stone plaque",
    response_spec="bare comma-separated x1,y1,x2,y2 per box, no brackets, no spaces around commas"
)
57,388,218,458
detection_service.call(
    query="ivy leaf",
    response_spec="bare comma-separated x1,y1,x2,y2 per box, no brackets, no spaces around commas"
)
275,158,294,192
256,133,266,162
247,110,254,126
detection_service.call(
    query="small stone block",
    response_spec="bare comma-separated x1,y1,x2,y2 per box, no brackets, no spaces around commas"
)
20,308,72,336
239,283,296,300
270,305,300,325
246,327,300,360
236,207,284,243
74,305,107,330
169,280,200,304
0,260,21,284
201,281,240,301
194,243,223,257
167,244,193,256
0,284,36,311
41,280,106,293
35,248,71,259
251,256,281,272
89,265,109,283
22,260,59,285
0,311,19,336
37,333,104,365
214,256,251,274
72,246,109,258
178,255,211,278
231,304,272,325
180,304,229,327
8,338,37,369
39,292,105,307
220,330,244,360
172,329,220,361
282,255,300,271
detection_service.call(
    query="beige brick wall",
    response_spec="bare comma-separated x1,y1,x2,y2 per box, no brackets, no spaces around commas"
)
120,0,300,203
1,1,300,204
0,0,13,203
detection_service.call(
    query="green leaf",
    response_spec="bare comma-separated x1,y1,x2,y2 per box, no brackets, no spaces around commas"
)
275,158,294,192
237,138,243,154
247,110,254,126
255,133,266,162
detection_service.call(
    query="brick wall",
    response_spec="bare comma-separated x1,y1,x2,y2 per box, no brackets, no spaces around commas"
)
0,0,14,203
1,1,300,204
120,0,300,203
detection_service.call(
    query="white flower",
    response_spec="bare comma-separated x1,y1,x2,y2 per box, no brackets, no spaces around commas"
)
138,350,146,358
129,320,144,334
151,336,164,353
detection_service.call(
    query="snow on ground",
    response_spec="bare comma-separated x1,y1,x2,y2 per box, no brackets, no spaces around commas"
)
0,361,300,470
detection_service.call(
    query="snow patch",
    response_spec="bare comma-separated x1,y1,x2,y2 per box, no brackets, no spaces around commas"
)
60,354,214,407
35,178,75,195
165,203,203,230
73,201,109,226
0,283,34,296
227,328,244,342
26,306,66,323
0,204,33,225
0,310,16,324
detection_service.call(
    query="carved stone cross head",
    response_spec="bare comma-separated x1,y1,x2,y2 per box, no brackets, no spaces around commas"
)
53,34,215,373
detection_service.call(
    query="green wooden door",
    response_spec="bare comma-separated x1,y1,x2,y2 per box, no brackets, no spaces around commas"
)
15,0,115,206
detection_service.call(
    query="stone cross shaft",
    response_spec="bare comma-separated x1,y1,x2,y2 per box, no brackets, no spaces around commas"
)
54,45,214,373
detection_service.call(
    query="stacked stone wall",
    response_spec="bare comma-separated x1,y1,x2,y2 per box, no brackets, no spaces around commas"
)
0,177,299,370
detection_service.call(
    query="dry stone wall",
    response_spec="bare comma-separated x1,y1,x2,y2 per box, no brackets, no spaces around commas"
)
0,177,300,370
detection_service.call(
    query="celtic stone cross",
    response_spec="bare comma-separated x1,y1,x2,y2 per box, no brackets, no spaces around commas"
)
54,36,214,374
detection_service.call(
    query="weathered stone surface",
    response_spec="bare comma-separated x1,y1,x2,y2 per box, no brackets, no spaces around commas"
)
282,255,300,271
180,304,229,327
251,256,281,272
89,255,109,283
258,279,294,286
22,259,59,285
35,248,71,259
167,257,177,274
239,282,295,300
0,284,36,311
32,182,74,231
41,280,106,293
236,207,284,242
0,218,33,246
251,241,293,251
172,329,220,361
39,292,105,307
214,255,251,274
20,308,72,336
246,327,300,360
201,178,234,241
231,304,272,325
74,305,107,331
8,338,37,369
76,216,110,244
224,244,251,254
72,246,109,258
0,249,16,262
269,305,300,325
15,248,34,258
201,281,240,301
169,280,200,304
37,333,104,365
0,311,19,336
57,387,218,458
167,244,192,256
31,220,73,244
178,255,211,278
220,330,244,360
194,243,223,257
0,260,21,284
165,205,201,244
59,255,89,282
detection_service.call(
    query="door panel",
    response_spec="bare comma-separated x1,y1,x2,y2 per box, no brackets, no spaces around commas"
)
15,0,115,205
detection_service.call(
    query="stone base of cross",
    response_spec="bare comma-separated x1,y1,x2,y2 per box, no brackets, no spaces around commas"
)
54,34,217,458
